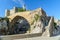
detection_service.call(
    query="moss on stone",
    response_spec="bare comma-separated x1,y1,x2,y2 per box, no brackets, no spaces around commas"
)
34,14,40,21
31,20,35,25
31,14,40,25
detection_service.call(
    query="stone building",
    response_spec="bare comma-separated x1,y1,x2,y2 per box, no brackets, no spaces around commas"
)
5,7,54,37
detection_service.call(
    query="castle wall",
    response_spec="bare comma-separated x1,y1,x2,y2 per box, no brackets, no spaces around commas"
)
10,7,18,15
5,7,18,17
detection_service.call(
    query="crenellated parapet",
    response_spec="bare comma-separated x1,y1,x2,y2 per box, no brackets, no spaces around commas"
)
5,7,26,17
5,7,18,17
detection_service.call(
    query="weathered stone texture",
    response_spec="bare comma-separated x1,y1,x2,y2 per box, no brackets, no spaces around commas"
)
42,17,54,37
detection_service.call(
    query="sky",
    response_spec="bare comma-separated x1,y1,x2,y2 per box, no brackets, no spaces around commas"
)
0,0,60,19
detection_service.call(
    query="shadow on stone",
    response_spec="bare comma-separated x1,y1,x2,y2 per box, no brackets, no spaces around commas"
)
9,16,30,35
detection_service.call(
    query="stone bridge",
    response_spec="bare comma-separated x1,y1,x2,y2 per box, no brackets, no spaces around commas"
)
7,11,32,25
6,8,46,25
6,8,46,33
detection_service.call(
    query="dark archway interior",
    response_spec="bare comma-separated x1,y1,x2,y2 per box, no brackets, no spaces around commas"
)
9,16,30,34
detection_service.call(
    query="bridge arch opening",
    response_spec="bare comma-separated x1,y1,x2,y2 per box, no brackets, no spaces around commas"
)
10,16,30,34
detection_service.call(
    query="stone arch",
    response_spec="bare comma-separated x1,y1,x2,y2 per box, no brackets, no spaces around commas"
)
10,16,30,34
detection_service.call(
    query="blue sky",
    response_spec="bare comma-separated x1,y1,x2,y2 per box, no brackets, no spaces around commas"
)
0,0,60,19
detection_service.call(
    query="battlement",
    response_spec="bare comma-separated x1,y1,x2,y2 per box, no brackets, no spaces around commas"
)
5,7,26,17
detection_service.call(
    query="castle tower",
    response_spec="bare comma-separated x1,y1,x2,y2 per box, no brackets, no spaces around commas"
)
10,7,18,15
13,7,18,13
5,9,10,17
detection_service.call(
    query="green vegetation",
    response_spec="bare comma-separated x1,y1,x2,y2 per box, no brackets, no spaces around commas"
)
34,14,40,21
31,14,41,30
0,17,9,20
17,8,26,12
0,17,9,26
31,14,40,25
31,20,35,25
2,17,9,21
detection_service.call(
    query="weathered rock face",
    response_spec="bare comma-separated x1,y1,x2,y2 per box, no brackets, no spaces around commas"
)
42,17,54,37
53,20,60,36
30,13,48,34
0,19,9,35
0,20,7,29
31,19,45,34
30,13,54,37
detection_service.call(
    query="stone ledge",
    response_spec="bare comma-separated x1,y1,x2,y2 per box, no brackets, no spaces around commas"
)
0,33,42,40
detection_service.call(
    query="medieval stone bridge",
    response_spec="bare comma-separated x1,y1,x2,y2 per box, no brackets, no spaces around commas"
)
7,11,32,25
7,8,45,25
5,8,49,34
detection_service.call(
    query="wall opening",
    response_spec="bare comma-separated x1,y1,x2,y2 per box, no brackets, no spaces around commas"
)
9,16,30,35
